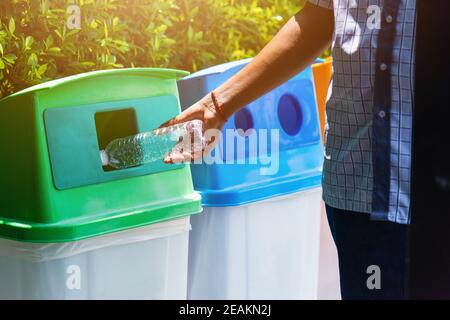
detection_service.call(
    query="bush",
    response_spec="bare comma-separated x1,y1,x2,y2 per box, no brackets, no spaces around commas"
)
0,0,306,98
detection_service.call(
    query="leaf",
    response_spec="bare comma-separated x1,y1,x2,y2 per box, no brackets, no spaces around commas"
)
45,35,54,48
3,54,17,64
0,43,3,56
47,47,61,54
54,30,63,40
67,29,80,37
104,23,109,38
35,69,42,79
27,53,38,67
0,59,5,70
189,7,199,19
40,0,50,14
113,39,129,47
38,64,47,75
187,26,194,43
90,20,98,29
9,18,16,35
108,55,116,64
78,61,95,67
24,36,34,50
154,36,160,50
194,31,203,41
162,38,176,46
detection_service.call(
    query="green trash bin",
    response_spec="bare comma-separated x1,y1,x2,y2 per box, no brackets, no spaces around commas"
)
0,68,202,299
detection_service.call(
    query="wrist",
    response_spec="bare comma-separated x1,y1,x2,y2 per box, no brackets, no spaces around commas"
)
211,91,229,121
198,92,228,123
199,94,226,123
208,88,239,121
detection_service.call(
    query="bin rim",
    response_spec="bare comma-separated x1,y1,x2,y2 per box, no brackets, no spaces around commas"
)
180,58,252,80
0,192,201,243
197,170,322,207
1,68,190,102
0,217,191,262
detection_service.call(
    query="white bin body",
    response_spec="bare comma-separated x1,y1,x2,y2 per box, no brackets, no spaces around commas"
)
0,217,190,300
188,188,322,300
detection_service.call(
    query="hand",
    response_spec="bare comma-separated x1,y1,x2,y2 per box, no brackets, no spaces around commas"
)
159,95,227,164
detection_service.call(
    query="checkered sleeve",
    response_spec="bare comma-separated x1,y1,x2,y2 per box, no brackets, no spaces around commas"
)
308,0,333,10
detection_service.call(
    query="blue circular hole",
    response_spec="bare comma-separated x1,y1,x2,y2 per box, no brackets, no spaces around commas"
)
234,108,254,136
277,94,303,136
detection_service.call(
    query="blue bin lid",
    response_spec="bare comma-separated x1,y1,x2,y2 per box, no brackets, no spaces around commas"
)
181,58,252,80
178,59,324,206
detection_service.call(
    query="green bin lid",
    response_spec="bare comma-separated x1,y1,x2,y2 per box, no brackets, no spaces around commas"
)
0,68,201,243
3,68,189,100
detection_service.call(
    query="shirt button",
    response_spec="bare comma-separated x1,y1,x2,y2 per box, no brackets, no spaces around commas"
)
380,63,388,71
378,110,386,118
386,15,393,23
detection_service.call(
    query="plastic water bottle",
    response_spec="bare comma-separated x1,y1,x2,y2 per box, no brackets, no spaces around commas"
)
100,120,206,169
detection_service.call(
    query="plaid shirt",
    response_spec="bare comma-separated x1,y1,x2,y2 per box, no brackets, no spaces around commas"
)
308,0,416,224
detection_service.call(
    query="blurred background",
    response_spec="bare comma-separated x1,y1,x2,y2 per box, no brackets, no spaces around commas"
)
0,0,319,98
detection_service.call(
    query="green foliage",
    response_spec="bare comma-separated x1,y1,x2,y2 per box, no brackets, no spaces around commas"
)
0,0,306,98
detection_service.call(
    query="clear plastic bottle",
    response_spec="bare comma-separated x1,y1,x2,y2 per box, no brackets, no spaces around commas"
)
100,119,206,169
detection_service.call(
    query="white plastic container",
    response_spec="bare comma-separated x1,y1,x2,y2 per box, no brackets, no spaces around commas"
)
0,217,190,300
188,189,322,300
179,59,324,299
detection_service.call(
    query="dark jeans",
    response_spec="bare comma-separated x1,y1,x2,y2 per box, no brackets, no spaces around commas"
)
325,204,409,300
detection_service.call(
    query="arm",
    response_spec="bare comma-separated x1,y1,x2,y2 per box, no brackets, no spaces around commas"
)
162,3,334,163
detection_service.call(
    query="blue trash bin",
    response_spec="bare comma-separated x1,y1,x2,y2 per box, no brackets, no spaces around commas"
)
178,59,324,299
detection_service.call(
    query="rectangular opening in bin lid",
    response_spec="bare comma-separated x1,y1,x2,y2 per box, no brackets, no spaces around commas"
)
94,108,140,172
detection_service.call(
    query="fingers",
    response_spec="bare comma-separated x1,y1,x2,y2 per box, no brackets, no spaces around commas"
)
163,152,185,164
158,116,182,129
161,103,223,164
163,130,220,164
163,137,206,164
164,150,202,164
204,135,217,155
